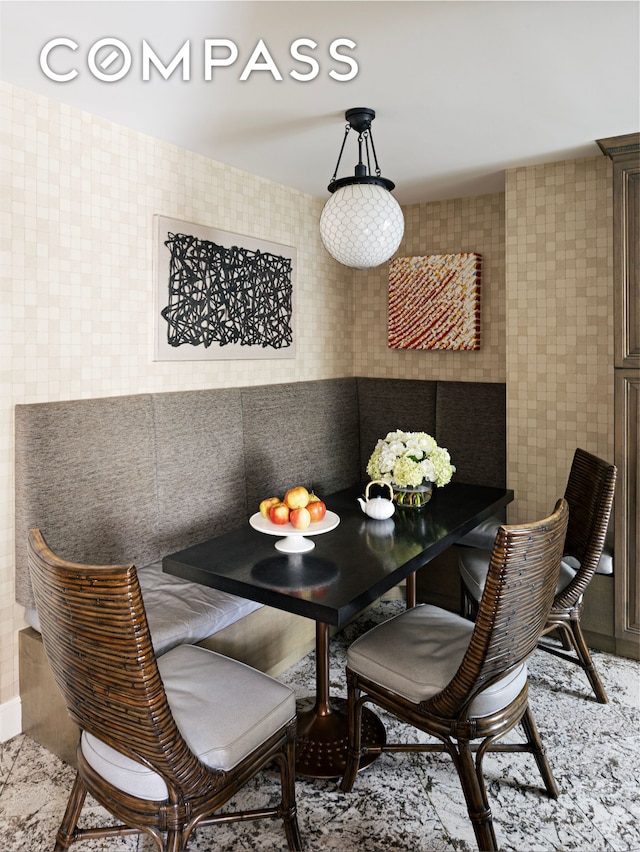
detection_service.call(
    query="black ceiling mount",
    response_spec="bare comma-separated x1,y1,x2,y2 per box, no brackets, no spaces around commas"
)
345,107,376,134
327,107,396,193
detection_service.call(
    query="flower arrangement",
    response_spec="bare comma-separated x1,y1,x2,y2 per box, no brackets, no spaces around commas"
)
366,430,455,489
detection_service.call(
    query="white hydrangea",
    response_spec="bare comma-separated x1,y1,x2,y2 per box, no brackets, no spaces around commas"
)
366,430,455,488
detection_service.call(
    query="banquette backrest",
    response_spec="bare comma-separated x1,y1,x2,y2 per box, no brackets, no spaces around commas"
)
240,379,361,511
356,378,506,487
15,394,163,608
15,378,506,610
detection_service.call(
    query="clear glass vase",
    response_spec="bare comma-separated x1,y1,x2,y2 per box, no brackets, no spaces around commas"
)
392,481,434,510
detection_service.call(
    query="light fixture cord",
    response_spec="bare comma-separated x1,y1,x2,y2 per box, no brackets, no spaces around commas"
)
366,129,383,178
328,117,383,185
329,123,352,186
358,130,370,175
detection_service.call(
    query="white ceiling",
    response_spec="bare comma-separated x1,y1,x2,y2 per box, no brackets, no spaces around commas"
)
1,0,638,205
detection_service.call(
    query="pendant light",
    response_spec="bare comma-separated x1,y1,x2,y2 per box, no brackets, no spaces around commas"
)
320,107,404,269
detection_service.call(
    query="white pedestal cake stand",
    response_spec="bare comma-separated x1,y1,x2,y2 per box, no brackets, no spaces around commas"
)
249,511,340,552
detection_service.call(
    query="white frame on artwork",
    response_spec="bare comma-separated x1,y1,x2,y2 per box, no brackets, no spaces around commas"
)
153,215,297,361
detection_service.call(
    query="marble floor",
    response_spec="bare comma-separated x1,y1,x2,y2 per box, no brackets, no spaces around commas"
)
1,600,639,852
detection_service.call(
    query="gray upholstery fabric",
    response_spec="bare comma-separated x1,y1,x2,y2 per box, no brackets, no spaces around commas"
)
460,517,613,574
347,603,527,716
241,379,360,511
152,389,248,556
24,564,263,655
15,379,509,620
597,549,613,575
81,732,168,802
14,381,362,612
356,378,438,479
348,604,473,703
435,381,506,487
81,644,296,801
15,395,160,608
457,515,502,549
137,562,261,655
356,378,506,488
459,547,579,602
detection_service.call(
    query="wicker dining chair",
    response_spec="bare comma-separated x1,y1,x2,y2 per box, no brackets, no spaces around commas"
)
340,499,569,852
27,528,303,852
459,448,617,703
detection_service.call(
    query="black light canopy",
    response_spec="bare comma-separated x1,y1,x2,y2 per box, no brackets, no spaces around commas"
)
327,107,396,192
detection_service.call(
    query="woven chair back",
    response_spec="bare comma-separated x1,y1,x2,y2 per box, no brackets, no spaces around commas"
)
558,448,616,608
428,499,569,719
27,528,217,800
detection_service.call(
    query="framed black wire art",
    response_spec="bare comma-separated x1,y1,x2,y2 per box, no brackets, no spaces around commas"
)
154,216,296,360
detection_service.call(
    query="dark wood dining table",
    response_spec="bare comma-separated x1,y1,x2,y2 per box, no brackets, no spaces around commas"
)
163,482,513,779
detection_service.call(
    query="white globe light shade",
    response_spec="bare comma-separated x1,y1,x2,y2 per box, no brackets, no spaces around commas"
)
320,182,405,269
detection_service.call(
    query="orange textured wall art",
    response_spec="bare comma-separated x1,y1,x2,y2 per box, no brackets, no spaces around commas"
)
388,253,481,350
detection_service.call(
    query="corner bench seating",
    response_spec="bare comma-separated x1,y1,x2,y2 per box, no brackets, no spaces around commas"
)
15,377,506,765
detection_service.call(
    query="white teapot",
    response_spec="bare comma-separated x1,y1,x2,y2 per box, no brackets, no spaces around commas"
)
357,480,395,520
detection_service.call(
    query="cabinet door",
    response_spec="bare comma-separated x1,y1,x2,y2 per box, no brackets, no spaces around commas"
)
614,370,639,649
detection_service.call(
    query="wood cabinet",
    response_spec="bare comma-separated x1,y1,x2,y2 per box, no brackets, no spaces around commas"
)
598,133,640,658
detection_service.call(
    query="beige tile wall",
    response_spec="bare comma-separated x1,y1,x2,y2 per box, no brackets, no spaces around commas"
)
0,82,353,711
352,193,506,381
505,156,614,523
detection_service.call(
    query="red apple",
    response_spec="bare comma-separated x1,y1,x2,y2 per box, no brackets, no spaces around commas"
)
307,499,326,523
259,496,280,519
269,502,290,525
290,507,311,530
284,486,309,509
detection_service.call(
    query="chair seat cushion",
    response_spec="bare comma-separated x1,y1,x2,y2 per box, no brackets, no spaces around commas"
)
81,644,295,801
347,603,527,716
596,551,613,575
458,548,578,603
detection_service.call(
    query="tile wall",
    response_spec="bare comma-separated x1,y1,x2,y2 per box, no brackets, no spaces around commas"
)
504,156,614,523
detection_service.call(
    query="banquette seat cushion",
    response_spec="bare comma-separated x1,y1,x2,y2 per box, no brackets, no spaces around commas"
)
137,563,262,654
24,563,261,656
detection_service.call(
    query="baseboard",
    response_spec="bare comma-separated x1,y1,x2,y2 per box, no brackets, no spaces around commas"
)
0,696,22,742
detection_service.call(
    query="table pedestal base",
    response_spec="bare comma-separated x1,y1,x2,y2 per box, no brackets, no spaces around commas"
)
294,696,386,779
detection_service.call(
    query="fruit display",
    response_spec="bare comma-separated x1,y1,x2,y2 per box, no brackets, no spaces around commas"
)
258,486,327,527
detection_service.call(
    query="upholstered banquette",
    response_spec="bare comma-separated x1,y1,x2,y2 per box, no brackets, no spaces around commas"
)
15,377,506,764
